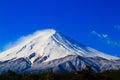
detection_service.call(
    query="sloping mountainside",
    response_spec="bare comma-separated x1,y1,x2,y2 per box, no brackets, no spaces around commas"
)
0,29,120,74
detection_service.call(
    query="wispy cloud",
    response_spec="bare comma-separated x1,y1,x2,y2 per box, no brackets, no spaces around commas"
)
114,25,120,30
91,31,108,38
2,35,30,51
91,31,120,47
2,30,45,51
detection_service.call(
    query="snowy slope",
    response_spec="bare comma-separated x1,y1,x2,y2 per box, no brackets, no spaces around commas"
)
0,29,119,63
0,29,120,73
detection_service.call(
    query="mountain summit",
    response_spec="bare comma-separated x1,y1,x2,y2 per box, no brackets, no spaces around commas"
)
0,29,120,73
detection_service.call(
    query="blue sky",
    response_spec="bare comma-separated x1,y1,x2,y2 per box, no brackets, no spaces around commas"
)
0,0,120,57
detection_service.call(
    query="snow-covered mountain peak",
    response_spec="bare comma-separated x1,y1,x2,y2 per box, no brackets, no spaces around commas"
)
20,29,56,44
0,29,120,74
0,29,56,61
0,29,119,63
32,29,56,38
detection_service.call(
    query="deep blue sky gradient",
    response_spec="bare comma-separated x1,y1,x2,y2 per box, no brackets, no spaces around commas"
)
0,0,120,57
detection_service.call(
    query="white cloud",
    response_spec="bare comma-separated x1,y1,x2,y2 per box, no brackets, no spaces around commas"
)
102,34,108,38
91,31,120,47
2,36,29,51
91,31,108,38
2,30,44,51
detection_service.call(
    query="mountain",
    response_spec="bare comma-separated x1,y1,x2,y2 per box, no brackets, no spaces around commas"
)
0,29,120,74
